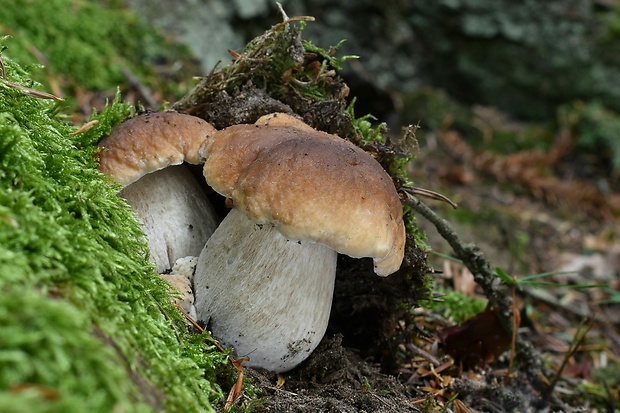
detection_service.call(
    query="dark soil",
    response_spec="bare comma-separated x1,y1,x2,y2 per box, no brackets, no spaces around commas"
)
245,335,421,413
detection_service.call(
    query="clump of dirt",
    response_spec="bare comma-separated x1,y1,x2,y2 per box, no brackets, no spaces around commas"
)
172,16,352,137
232,332,574,412
244,335,421,413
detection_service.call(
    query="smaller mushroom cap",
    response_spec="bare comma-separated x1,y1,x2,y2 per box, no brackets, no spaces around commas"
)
98,112,216,186
203,115,405,276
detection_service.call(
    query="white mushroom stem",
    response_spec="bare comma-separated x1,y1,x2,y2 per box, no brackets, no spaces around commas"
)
120,165,219,273
194,208,337,372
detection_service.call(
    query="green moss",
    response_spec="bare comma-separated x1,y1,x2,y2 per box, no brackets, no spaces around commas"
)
0,0,191,95
422,287,487,323
0,288,149,413
0,52,228,412
301,38,357,72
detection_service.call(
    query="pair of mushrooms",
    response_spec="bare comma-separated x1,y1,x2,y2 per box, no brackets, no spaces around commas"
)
98,111,406,372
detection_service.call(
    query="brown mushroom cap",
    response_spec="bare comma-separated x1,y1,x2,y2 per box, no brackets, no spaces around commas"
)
98,112,216,186
202,115,405,276
254,112,317,132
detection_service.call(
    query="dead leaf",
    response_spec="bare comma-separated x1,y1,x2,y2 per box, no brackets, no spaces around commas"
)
440,308,517,368
10,383,61,400
224,369,244,410
276,374,286,389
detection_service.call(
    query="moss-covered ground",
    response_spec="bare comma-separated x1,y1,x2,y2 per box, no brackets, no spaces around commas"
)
0,51,230,412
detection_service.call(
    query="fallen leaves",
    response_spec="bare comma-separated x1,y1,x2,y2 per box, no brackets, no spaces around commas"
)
436,127,620,221
440,307,518,369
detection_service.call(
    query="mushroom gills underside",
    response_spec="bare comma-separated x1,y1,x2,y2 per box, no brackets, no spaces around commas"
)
120,164,219,273
194,208,338,372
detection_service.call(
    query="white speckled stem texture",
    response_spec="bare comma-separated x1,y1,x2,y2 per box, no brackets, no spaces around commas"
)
194,208,337,372
120,165,219,273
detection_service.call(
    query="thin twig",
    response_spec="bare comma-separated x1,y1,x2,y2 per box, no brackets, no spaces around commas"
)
175,303,225,352
174,303,248,410
402,185,458,209
121,66,157,109
273,15,315,31
0,51,61,100
405,343,442,366
401,192,515,334
545,319,594,403
1,79,64,101
276,2,289,20
71,119,99,135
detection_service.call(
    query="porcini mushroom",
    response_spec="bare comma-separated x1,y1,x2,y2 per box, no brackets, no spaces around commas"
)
194,113,405,372
98,112,219,273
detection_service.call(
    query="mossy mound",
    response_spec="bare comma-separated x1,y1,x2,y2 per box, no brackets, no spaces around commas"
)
0,53,228,412
0,0,170,91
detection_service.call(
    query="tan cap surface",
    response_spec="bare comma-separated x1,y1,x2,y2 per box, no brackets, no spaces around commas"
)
203,116,405,276
254,112,317,133
98,112,216,186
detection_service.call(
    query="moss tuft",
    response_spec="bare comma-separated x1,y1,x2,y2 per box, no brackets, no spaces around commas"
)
0,51,228,412
0,0,195,100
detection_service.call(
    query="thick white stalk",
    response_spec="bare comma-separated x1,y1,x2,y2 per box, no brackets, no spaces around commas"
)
120,165,219,273
194,208,337,372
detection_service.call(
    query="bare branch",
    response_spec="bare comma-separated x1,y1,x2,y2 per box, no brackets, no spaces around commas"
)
401,192,515,334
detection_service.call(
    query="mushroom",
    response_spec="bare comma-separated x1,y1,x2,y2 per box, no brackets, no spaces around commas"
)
194,113,405,372
98,112,219,273
161,256,199,319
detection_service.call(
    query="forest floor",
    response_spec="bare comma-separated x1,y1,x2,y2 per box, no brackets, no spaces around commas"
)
6,2,619,411
65,21,619,413
74,61,620,413
221,124,620,413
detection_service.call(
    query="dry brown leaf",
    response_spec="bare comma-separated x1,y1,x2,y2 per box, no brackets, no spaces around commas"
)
440,308,516,368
